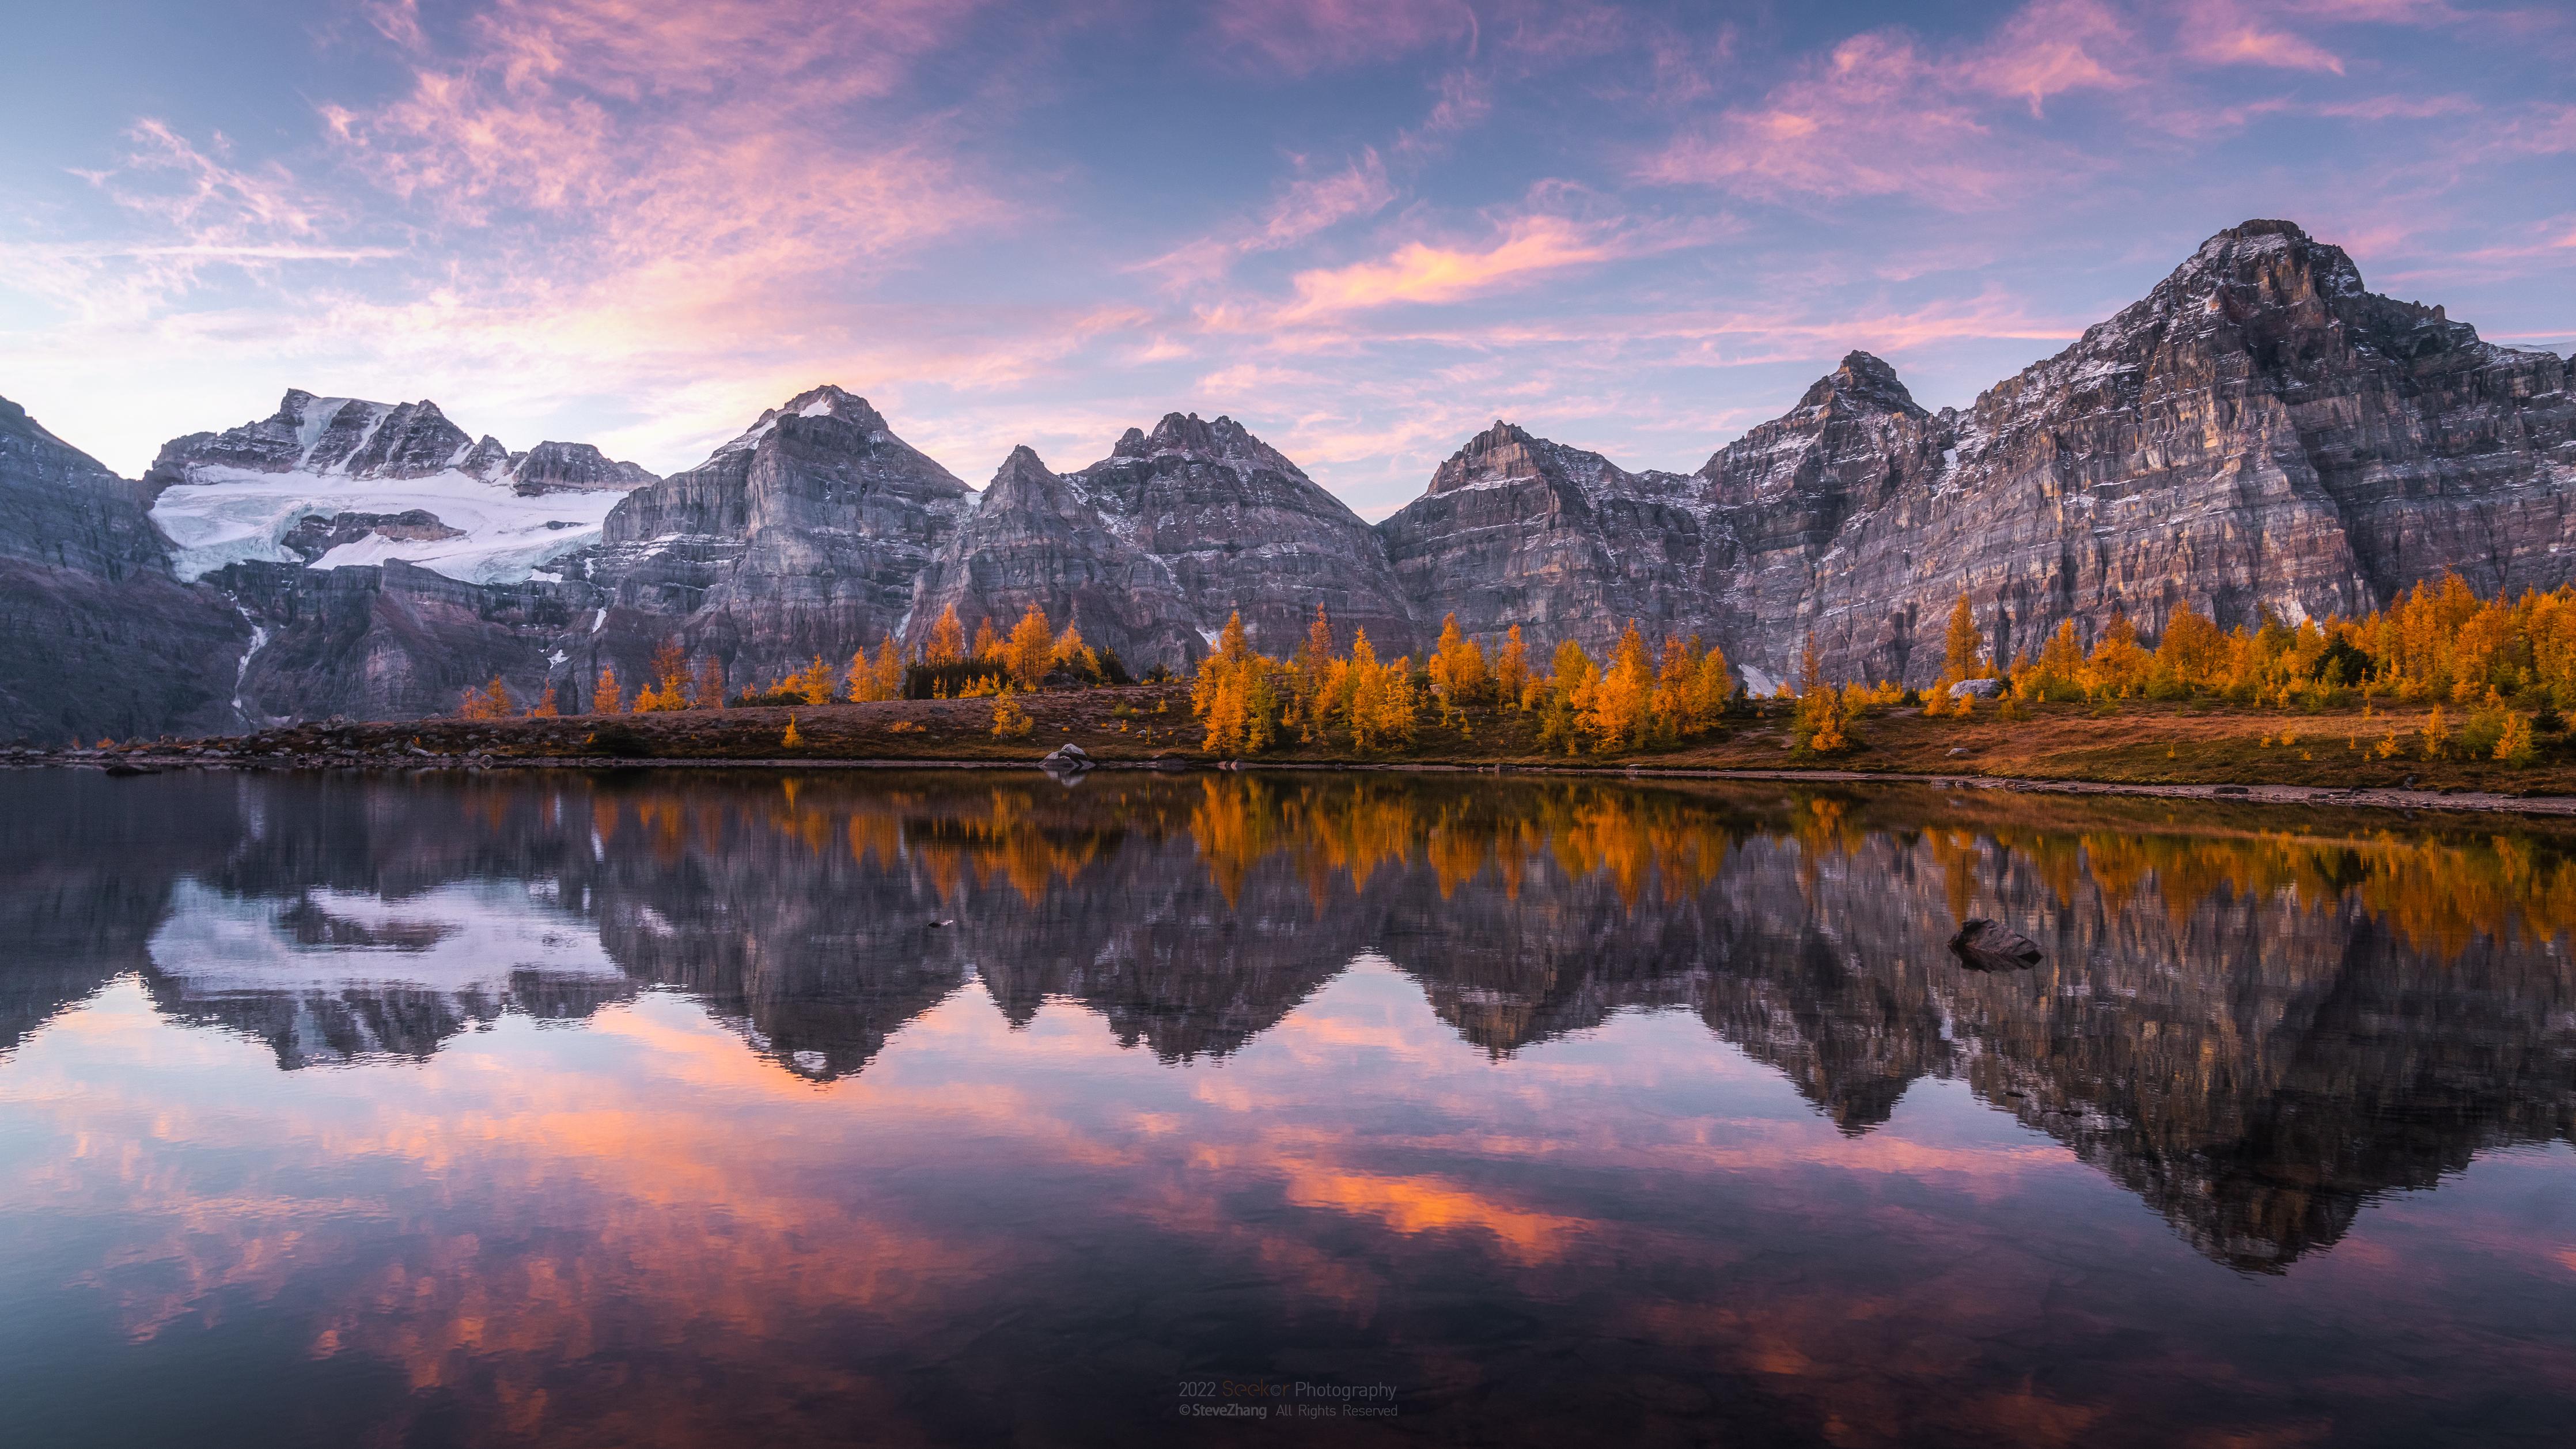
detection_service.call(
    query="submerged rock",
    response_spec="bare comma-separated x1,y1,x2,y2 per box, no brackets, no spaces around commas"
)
1948,918,2044,971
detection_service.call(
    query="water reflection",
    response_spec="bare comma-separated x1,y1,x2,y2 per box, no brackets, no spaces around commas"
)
3,769,2574,1446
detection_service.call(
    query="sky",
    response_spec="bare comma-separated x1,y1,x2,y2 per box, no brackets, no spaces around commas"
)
5,0,2573,517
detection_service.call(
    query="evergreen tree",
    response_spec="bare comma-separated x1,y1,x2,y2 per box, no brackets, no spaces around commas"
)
593,665,624,716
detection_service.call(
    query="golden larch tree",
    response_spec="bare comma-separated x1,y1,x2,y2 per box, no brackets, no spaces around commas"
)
1494,624,1530,708
926,605,966,665
1006,604,1055,689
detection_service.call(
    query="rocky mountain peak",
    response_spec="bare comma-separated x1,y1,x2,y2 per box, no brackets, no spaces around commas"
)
1427,421,1548,494
506,440,656,496
987,444,1058,494
710,384,893,460
776,383,885,429
1112,412,1304,478
1794,351,1926,418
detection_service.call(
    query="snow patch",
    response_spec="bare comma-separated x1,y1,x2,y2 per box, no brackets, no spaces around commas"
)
151,466,628,585
148,878,623,996
230,608,270,720
293,398,353,466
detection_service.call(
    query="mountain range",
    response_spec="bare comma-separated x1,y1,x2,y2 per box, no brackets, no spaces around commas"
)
3,218,2571,740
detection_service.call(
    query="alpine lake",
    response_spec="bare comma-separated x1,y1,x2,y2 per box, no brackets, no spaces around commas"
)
3,766,2571,1447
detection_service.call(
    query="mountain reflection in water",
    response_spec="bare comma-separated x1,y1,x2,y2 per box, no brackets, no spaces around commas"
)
2,769,2572,1447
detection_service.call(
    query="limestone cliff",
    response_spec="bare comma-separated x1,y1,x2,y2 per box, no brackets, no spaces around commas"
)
909,413,1417,669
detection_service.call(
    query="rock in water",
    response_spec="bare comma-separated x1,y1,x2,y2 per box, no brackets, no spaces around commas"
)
1948,918,2044,971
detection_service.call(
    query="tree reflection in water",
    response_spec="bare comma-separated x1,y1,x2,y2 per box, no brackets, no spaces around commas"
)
3,769,2573,1446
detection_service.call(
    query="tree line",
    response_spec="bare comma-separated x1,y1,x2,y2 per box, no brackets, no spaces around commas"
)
1191,606,1748,756
455,603,1131,720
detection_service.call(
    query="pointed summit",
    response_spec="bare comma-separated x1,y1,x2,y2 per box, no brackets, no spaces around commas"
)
1111,411,1305,479
1795,352,1926,418
984,445,1061,501
1427,421,1548,494
777,383,886,428
710,384,896,459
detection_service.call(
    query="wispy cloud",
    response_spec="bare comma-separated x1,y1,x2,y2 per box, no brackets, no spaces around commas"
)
1206,0,1478,75
2178,0,2346,72
1141,151,1397,285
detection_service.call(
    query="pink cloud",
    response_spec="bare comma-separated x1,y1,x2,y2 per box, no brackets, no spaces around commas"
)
1207,0,1478,76
2178,0,2347,72
2316,93,2479,120
1962,0,2138,115
1238,214,1627,328
2274,0,2460,20
1639,3,2134,206
1640,33,2014,205
1141,151,1397,285
2493,104,2576,155
323,0,1003,281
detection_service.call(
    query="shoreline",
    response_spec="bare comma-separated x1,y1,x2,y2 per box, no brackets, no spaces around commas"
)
18,748,2575,820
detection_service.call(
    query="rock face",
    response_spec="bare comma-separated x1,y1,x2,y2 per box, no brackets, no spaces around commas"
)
1747,220,2576,684
507,441,657,495
1383,221,2576,684
5,218,2573,728
1379,420,1709,656
577,384,971,688
17,769,2574,1274
218,559,588,725
909,413,1416,669
146,390,514,490
905,445,1199,668
0,394,245,743
142,389,653,587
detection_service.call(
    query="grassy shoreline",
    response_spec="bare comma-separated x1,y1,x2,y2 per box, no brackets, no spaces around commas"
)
19,683,2576,818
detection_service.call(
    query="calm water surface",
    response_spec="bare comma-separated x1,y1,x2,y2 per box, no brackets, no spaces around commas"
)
2,769,2572,1447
